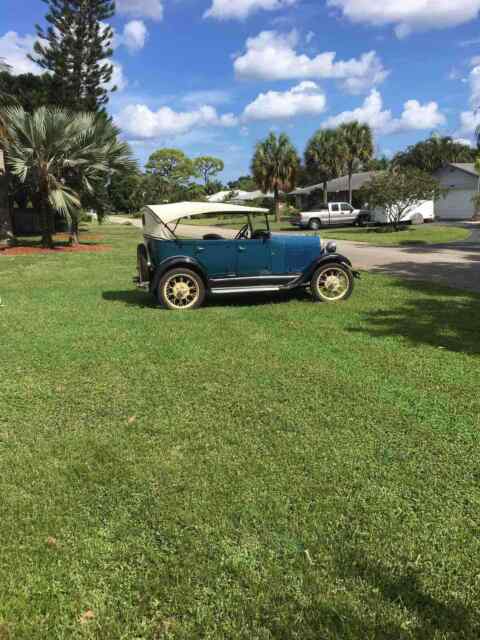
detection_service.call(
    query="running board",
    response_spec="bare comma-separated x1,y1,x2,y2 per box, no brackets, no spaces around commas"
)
210,285,282,295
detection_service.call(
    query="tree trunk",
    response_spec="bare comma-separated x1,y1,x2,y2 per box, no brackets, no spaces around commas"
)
69,216,79,246
323,181,328,205
0,149,14,245
39,194,53,249
348,170,353,205
274,187,280,224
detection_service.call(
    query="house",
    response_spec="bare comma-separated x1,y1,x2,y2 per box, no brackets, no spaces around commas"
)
289,171,380,210
433,163,480,220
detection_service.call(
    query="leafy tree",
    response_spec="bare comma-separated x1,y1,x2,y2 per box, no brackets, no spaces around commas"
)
366,156,390,171
145,149,196,201
108,171,145,214
338,121,374,204
204,179,224,196
251,132,300,222
0,106,135,247
0,71,60,112
305,128,344,205
393,135,477,173
194,156,224,186
30,0,116,111
361,168,444,230
227,175,257,191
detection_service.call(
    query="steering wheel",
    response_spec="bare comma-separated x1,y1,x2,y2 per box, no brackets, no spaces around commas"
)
235,224,251,240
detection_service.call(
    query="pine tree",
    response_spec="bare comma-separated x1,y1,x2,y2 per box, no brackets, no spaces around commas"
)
29,0,116,112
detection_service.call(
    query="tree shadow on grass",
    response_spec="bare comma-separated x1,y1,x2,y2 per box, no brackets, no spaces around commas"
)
352,276,480,355
321,550,478,639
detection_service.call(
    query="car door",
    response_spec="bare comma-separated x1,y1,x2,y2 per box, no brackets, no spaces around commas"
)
340,203,356,224
329,203,341,224
184,240,237,277
340,202,355,224
235,238,272,276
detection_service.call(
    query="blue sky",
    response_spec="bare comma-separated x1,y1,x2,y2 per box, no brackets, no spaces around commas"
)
1,0,480,181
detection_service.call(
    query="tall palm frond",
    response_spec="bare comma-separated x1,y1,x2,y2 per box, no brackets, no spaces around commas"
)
305,129,344,205
251,132,300,222
337,122,374,204
0,105,136,246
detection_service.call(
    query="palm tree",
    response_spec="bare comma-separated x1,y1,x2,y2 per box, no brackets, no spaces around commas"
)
251,132,300,223
305,129,344,206
338,121,374,204
0,106,135,247
0,61,14,244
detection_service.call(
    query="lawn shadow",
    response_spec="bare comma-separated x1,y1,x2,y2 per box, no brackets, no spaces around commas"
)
102,289,159,308
323,550,478,639
352,276,480,355
371,254,480,295
102,288,311,310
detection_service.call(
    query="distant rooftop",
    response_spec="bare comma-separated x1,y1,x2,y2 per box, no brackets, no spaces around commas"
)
290,171,380,196
448,163,480,177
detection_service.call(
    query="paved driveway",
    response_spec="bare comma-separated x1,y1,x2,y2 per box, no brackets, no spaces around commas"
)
334,234,480,294
111,217,480,294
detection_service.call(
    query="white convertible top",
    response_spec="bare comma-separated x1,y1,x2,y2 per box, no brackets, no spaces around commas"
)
142,202,269,240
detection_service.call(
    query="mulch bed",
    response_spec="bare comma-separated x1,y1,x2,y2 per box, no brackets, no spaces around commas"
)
0,244,111,256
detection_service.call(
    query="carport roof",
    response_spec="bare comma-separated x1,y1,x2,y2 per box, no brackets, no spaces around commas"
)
290,171,380,196
448,163,480,177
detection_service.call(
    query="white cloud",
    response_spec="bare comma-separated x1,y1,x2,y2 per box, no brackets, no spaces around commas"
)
243,81,326,120
122,20,148,53
234,31,388,94
114,104,238,139
108,62,128,92
323,90,446,134
454,137,474,147
456,60,480,135
0,31,40,75
116,0,163,21
458,110,480,135
327,0,480,38
181,90,232,106
205,0,297,20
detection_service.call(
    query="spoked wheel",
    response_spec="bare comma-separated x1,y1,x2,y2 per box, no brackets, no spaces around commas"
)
158,269,206,310
311,263,354,303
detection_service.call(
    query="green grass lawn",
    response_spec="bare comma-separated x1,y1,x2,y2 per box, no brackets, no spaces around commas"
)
319,225,471,245
1,224,480,639
181,216,471,245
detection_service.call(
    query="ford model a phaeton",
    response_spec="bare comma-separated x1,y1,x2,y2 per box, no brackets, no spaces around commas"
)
135,202,358,311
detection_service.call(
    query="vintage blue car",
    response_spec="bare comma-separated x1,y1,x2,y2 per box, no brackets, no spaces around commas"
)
135,202,358,311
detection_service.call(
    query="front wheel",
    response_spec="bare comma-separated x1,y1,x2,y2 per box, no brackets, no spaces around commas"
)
311,263,354,303
158,268,206,310
411,213,424,225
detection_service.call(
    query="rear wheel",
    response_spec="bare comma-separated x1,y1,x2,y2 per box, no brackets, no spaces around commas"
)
411,213,424,225
311,263,354,303
309,218,321,230
158,268,206,311
137,244,151,284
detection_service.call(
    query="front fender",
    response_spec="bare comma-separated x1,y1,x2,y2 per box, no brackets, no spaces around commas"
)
302,254,354,283
151,256,209,293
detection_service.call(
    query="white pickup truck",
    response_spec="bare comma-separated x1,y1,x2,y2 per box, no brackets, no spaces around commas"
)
290,202,368,230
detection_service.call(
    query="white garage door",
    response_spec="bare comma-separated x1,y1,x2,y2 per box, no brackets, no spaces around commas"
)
435,189,474,220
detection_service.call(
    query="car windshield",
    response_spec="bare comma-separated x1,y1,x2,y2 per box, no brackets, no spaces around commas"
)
176,211,271,236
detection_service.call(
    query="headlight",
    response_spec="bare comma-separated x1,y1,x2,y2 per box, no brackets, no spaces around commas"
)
326,241,337,254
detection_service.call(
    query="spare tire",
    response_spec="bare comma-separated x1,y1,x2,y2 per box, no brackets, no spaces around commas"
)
203,234,223,240
137,244,151,284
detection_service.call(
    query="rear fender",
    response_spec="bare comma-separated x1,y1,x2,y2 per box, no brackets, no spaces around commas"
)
151,256,209,293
